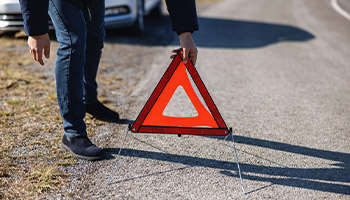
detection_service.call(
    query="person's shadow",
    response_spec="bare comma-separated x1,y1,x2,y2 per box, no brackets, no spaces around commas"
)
105,16,315,48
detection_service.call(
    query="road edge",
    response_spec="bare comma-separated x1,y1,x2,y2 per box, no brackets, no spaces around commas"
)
331,0,350,20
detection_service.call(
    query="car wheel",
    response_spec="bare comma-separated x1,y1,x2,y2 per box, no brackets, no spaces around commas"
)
131,0,144,34
149,1,163,18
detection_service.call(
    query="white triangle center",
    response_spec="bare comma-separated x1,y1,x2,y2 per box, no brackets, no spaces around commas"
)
162,86,198,117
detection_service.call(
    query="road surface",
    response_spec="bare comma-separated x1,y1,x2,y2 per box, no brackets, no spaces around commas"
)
48,0,350,199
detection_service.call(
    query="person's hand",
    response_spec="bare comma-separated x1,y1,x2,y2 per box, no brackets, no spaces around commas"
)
28,33,50,66
170,32,198,65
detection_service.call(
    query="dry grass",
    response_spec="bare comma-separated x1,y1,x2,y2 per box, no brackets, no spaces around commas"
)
0,35,111,199
27,165,68,194
0,36,68,199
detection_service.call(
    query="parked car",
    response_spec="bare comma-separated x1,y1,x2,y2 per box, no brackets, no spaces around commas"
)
0,0,162,34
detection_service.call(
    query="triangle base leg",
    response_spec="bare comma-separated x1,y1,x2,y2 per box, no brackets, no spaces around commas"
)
230,127,246,194
106,125,131,185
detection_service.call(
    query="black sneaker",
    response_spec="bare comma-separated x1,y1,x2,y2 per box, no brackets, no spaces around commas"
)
61,135,105,161
85,101,120,122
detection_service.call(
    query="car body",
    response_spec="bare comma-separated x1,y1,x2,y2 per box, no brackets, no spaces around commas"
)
105,0,162,32
0,0,162,34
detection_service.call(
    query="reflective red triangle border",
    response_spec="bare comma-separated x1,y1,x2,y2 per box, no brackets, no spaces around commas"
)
131,50,229,136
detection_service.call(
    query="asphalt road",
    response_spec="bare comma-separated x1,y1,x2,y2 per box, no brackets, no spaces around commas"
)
49,0,350,199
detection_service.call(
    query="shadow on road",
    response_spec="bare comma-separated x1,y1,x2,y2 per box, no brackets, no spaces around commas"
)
104,16,174,46
104,16,315,48
195,17,315,48
106,135,349,195
207,135,350,168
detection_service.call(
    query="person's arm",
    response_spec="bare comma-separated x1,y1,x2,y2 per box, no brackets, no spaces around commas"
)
19,0,49,36
19,0,50,66
165,0,199,65
165,0,198,33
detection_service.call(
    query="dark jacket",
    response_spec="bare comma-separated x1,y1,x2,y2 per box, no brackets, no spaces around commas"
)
19,0,199,36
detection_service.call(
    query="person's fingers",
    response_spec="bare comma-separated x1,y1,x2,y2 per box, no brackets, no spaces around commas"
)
33,50,39,63
182,48,189,64
30,49,35,60
44,44,50,59
27,34,50,66
36,48,44,66
190,52,197,66
171,47,196,63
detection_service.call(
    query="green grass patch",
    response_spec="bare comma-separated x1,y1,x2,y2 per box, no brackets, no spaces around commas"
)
0,111,11,117
65,192,74,197
7,99,23,106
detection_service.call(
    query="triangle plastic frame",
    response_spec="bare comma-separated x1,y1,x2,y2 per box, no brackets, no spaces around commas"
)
131,50,229,135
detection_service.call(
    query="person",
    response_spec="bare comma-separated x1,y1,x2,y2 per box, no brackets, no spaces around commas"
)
19,0,199,160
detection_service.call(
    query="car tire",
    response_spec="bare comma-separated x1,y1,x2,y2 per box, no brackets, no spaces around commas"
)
130,0,145,35
149,1,163,18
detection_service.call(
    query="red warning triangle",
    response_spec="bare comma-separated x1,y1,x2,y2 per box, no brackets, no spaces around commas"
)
131,50,229,135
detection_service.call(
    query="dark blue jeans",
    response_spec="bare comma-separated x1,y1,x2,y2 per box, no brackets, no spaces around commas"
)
48,0,105,137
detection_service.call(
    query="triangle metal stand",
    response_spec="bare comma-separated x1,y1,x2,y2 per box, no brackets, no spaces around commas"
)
106,124,131,185
228,127,245,194
107,125,246,194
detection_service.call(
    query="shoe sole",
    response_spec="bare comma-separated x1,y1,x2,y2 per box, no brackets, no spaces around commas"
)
61,143,103,161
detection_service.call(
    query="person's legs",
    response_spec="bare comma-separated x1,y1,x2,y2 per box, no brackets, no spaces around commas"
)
82,0,105,104
48,0,87,137
82,0,120,122
48,0,104,160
